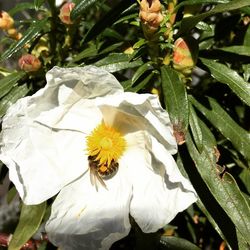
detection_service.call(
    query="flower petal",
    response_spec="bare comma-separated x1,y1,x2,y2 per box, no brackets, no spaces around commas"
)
97,92,177,154
0,117,88,204
45,166,132,250
122,132,197,233
30,66,123,132
0,66,123,204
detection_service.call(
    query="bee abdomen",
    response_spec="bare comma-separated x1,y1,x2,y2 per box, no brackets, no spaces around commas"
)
98,160,119,179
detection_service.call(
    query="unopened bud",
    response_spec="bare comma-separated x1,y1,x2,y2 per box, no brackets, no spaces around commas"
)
0,11,14,30
59,2,75,25
124,46,134,55
139,0,163,35
18,54,42,72
172,37,198,75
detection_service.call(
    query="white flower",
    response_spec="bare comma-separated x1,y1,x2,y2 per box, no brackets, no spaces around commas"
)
0,66,197,250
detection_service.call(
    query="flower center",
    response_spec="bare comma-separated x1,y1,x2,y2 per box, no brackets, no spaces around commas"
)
86,123,126,166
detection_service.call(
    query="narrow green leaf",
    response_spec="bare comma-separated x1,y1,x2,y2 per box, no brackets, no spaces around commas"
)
102,28,124,40
0,71,26,99
114,13,138,25
201,58,250,106
7,186,17,204
132,62,152,84
178,0,250,35
239,169,250,194
0,18,48,62
83,0,134,43
160,236,200,250
244,25,250,46
71,0,99,20
70,46,98,63
95,53,143,73
186,132,250,246
127,72,154,92
189,106,203,152
0,84,30,117
196,199,248,250
218,45,250,56
190,96,250,160
9,202,46,250
161,65,189,131
9,2,36,16
99,42,124,55
175,0,230,11
196,200,227,246
34,0,45,10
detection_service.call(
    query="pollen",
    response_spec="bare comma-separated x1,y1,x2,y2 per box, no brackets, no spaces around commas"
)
86,123,126,166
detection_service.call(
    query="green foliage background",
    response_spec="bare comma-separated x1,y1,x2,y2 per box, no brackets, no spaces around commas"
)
0,0,250,249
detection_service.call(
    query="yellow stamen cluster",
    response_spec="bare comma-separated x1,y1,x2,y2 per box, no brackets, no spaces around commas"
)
86,123,126,166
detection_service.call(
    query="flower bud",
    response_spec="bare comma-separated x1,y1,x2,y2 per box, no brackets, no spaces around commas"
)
0,11,14,30
59,2,75,25
139,0,163,36
172,37,198,75
18,54,42,72
7,28,22,40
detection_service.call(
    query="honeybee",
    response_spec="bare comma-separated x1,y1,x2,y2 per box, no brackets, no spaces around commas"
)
88,155,119,191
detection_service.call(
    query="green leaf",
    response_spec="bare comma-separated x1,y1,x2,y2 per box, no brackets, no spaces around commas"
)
132,62,152,84
190,96,250,161
71,0,99,20
8,202,46,250
196,199,248,250
218,45,250,56
178,0,250,35
186,132,250,246
95,53,143,73
175,0,230,11
0,71,26,99
0,18,48,62
160,236,200,250
99,42,124,54
161,65,189,131
70,46,98,63
34,0,45,10
7,186,17,204
83,0,134,43
201,58,250,107
127,72,154,92
0,84,30,117
244,25,250,46
189,106,203,152
9,2,36,16
239,169,250,194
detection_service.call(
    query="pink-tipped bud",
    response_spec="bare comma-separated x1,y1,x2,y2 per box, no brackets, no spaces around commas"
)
18,54,41,72
173,37,198,75
0,11,14,30
59,2,75,25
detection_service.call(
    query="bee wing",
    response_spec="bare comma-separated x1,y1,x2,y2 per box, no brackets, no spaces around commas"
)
89,168,108,191
95,173,108,190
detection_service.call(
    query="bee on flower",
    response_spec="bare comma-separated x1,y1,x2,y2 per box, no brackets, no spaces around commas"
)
0,66,197,250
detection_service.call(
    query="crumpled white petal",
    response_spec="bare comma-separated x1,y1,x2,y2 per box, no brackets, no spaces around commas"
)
98,92,177,154
46,163,132,250
0,66,123,204
121,132,197,233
